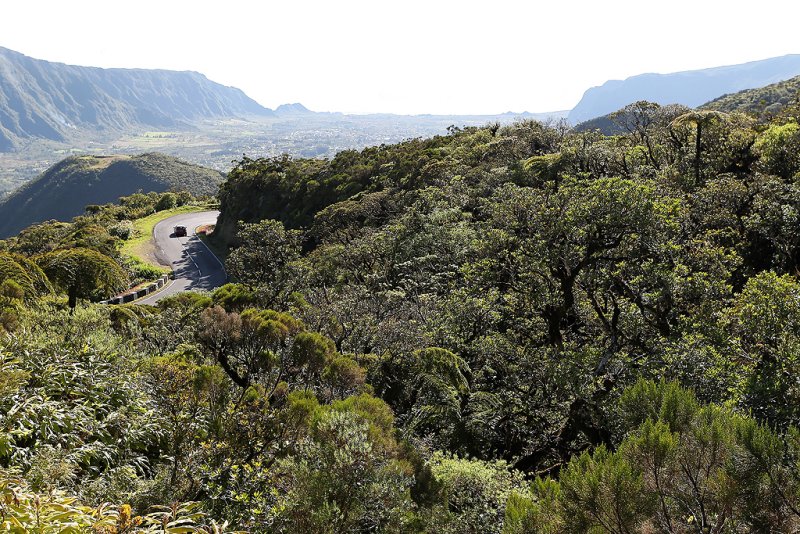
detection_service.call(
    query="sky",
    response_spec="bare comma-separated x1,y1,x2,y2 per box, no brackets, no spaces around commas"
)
2,0,799,115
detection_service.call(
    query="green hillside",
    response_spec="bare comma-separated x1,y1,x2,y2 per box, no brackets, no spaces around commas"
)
575,75,800,135
0,153,223,238
701,74,800,118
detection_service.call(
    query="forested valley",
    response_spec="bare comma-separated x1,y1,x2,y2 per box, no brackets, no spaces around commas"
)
3,98,800,532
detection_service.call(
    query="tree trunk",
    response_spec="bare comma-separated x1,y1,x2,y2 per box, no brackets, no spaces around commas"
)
217,352,248,389
68,286,77,313
543,265,579,347
694,122,703,185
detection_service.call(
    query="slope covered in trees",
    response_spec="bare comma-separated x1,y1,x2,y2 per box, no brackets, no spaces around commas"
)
701,74,800,118
4,100,800,530
208,103,800,528
0,153,223,238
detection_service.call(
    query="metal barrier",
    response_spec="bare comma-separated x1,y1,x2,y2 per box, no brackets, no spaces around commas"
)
101,274,169,305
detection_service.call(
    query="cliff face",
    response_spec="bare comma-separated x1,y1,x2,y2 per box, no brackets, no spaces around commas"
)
568,55,800,124
0,46,273,150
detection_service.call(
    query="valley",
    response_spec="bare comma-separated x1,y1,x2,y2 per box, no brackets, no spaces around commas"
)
0,111,566,195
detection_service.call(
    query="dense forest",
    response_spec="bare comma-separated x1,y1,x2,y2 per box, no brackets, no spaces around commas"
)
2,96,800,531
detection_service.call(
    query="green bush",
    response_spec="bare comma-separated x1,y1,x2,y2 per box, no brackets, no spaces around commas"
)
156,192,178,211
109,219,135,240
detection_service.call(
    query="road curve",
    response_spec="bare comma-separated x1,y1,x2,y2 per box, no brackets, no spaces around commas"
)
137,211,227,305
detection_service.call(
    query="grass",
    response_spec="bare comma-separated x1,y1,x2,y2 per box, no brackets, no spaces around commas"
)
120,202,215,269
83,155,129,171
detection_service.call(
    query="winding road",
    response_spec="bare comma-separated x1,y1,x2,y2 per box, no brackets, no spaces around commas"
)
137,211,227,305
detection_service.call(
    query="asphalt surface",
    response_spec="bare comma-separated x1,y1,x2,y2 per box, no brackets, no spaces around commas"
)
137,210,227,305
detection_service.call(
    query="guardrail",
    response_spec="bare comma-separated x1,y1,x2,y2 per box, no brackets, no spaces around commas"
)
101,274,170,305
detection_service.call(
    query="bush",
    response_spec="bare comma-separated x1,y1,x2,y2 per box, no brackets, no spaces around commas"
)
425,453,531,534
126,257,166,284
156,192,178,211
108,219,135,240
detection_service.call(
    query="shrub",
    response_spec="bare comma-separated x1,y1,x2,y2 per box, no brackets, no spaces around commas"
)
109,219,135,240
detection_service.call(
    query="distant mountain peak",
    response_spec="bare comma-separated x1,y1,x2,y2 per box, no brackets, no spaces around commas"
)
0,47,275,151
275,103,313,116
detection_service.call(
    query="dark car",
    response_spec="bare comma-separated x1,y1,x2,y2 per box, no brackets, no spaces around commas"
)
174,225,188,237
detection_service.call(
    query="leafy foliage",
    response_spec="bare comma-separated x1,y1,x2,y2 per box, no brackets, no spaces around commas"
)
7,98,800,530
525,380,800,532
39,247,128,308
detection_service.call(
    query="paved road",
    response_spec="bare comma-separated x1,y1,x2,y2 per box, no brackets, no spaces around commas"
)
137,211,227,305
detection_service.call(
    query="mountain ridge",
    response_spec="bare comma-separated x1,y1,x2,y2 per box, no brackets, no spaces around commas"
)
0,46,274,150
568,54,800,124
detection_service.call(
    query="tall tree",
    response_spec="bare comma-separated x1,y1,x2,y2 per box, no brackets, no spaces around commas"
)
225,219,304,307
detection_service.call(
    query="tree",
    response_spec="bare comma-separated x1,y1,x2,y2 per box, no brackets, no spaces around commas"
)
558,445,654,533
754,121,800,179
610,100,687,170
730,271,800,428
0,253,51,298
530,380,800,531
376,347,471,447
270,410,414,533
484,177,669,348
225,219,304,307
155,192,178,211
39,248,127,310
10,221,71,256
198,306,305,392
142,353,228,489
425,452,531,534
670,110,729,185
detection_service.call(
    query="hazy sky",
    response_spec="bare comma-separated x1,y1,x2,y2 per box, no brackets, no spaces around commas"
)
3,0,799,115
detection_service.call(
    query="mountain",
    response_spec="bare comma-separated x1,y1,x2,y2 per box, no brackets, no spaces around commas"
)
0,153,223,238
275,103,314,117
701,74,800,118
573,73,800,135
0,46,273,150
568,54,800,124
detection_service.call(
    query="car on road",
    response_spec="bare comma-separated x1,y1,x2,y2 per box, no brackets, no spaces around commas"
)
174,225,187,237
